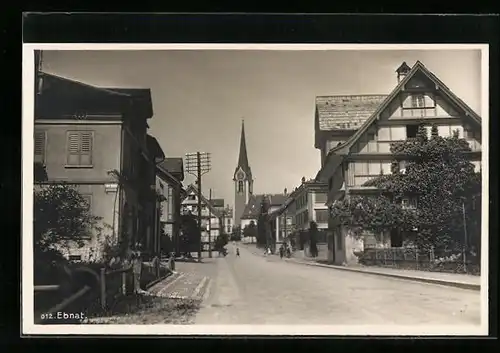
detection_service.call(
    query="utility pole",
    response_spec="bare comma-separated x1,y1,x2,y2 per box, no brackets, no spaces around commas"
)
208,188,212,258
185,152,211,262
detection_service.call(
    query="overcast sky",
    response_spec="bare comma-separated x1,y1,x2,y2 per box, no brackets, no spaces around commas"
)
41,49,482,208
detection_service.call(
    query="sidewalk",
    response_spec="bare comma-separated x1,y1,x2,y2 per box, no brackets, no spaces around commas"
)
242,243,481,291
147,259,214,300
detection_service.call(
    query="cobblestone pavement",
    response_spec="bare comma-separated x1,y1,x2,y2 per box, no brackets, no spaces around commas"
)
194,244,481,326
148,258,215,301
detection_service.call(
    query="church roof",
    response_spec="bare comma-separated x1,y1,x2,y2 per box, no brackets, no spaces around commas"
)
240,193,288,220
234,119,253,180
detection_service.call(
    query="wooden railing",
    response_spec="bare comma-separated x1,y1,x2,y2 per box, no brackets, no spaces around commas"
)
34,260,175,324
34,265,133,324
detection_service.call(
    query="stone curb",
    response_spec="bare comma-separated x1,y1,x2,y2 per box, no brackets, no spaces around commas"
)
242,244,480,291
145,270,175,290
285,259,480,291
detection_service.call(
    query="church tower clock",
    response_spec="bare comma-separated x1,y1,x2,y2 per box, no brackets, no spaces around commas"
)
233,119,253,228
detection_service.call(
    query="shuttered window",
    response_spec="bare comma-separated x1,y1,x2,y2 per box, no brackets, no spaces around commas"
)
66,131,93,166
34,131,46,163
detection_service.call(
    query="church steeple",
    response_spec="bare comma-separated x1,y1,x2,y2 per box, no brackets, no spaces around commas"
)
233,119,253,228
234,119,253,182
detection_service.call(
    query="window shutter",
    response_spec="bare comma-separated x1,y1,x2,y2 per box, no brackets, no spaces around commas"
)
34,131,45,163
80,132,93,165
67,132,80,165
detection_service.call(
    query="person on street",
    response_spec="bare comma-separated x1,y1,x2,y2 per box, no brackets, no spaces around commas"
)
236,247,240,257
279,245,284,259
131,252,143,294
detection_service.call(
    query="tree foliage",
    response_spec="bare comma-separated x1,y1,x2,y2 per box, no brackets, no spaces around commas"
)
214,233,229,251
34,184,102,283
34,184,101,253
179,213,201,253
331,123,481,252
257,197,270,247
230,226,242,241
308,221,319,257
243,221,257,239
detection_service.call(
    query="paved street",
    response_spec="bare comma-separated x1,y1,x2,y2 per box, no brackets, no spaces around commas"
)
193,244,481,326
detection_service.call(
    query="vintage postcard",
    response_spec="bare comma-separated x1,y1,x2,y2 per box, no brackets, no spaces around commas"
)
22,43,489,336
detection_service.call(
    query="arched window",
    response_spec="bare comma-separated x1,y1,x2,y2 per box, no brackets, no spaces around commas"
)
237,181,243,193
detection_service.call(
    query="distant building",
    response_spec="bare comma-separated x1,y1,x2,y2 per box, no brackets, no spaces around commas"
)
240,193,288,229
181,184,223,250
316,61,482,265
34,72,163,261
222,205,234,235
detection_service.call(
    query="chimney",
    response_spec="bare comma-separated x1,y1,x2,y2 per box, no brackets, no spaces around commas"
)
395,61,411,83
301,176,306,184
284,188,288,195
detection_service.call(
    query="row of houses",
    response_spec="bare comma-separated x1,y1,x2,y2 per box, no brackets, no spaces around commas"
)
33,64,235,260
256,61,483,265
32,55,192,261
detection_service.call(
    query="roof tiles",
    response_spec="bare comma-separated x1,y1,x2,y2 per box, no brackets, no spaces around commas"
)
316,94,387,131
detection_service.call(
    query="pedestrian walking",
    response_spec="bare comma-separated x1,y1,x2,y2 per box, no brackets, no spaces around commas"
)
279,245,284,259
131,252,143,294
236,247,240,257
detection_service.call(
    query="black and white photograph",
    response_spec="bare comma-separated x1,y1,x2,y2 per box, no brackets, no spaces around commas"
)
22,44,488,336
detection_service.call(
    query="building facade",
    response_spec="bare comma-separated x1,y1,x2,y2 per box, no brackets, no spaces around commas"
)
315,61,482,265
156,158,185,256
34,72,163,261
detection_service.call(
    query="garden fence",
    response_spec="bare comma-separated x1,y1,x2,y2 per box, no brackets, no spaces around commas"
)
359,246,480,275
34,259,172,324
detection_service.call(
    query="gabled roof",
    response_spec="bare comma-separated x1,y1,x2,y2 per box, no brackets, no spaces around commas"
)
105,87,154,120
288,178,329,199
240,193,288,220
40,72,129,98
158,158,185,182
182,184,222,218
156,162,183,187
315,94,387,131
320,61,483,172
36,72,154,122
